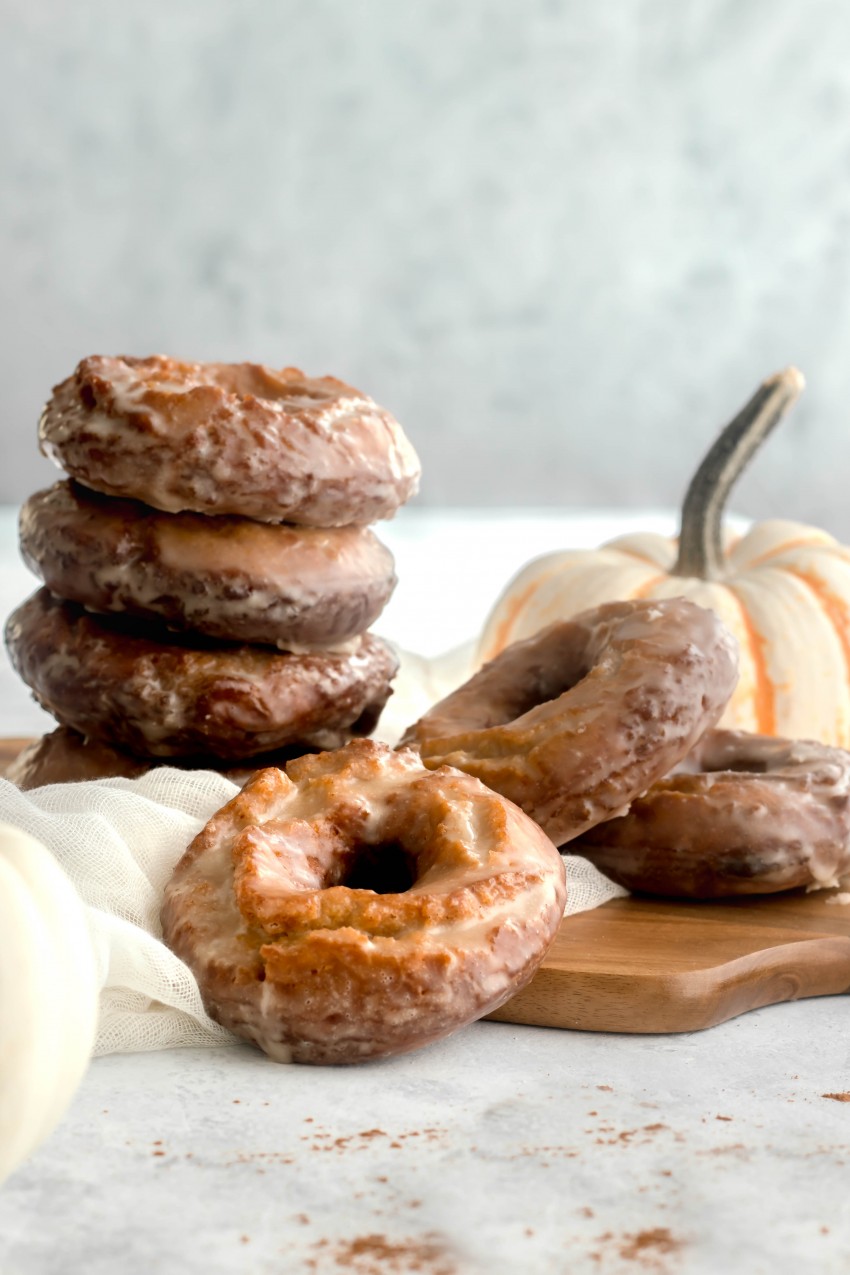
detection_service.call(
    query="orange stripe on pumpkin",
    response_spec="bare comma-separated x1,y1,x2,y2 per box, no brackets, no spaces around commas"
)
742,536,834,570
727,587,776,735
632,574,666,599
485,577,549,660
780,566,850,687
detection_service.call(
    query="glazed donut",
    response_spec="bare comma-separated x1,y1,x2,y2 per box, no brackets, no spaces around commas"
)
39,355,421,526
573,729,850,898
401,598,739,847
161,739,567,1064
5,589,398,760
20,482,397,649
3,727,338,791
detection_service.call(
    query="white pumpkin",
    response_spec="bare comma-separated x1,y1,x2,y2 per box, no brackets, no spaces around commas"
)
478,368,850,748
0,824,99,1183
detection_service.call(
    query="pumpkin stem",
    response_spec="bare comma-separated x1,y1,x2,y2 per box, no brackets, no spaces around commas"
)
672,367,805,580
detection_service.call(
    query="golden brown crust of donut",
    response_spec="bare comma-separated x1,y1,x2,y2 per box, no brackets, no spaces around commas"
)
3,726,346,790
20,481,397,649
5,589,398,760
161,740,566,1064
401,598,739,846
39,356,421,525
574,729,850,897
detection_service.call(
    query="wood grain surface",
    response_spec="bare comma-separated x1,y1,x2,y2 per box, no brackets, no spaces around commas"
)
0,738,32,773
3,736,849,1035
488,888,850,1034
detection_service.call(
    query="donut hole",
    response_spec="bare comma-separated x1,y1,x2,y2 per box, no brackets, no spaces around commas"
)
341,840,417,895
716,758,770,774
489,660,595,728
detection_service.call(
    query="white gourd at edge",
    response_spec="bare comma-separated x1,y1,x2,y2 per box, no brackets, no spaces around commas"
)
0,824,99,1184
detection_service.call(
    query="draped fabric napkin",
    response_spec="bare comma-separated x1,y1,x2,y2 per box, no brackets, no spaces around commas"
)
0,770,238,1055
0,645,626,1057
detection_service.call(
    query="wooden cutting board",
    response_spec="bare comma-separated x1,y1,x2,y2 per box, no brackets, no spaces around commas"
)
3,737,849,1035
488,888,850,1034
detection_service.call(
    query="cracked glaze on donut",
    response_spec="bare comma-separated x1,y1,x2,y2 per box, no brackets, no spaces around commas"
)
401,598,739,847
39,356,421,525
20,481,397,649
574,729,850,897
161,740,566,1064
5,589,398,760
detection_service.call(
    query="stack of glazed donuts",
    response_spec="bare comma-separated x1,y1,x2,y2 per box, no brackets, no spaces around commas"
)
5,355,421,787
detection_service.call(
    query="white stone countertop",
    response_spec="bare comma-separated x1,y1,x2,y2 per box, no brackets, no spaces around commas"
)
1,506,848,1275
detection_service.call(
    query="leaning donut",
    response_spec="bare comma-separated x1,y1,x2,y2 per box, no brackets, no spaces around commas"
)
20,481,397,649
161,740,567,1064
401,598,739,847
5,589,398,760
39,355,421,525
573,729,850,898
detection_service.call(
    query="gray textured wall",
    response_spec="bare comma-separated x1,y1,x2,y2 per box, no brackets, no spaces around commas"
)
3,0,850,533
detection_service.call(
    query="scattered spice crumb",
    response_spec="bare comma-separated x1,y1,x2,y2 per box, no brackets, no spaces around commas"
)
525,1227,534,1236
619,1227,683,1264
232,1099,241,1105
296,1214,310,1226
226,1150,295,1167
152,1151,165,1158
598,1085,613,1092
240,1236,250,1245
698,1144,749,1159
335,1129,387,1149
579,1207,594,1218
822,1093,850,1103
715,1116,733,1122
307,1232,456,1275
821,1227,830,1235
